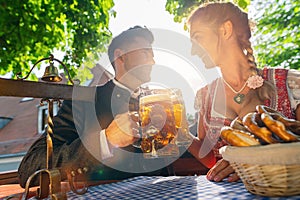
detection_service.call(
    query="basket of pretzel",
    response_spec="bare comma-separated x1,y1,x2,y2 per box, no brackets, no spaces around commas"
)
219,105,300,197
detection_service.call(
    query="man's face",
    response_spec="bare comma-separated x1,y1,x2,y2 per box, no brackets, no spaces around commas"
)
122,37,155,84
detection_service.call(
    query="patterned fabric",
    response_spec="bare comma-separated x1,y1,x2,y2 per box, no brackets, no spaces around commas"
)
262,68,294,119
194,67,300,160
29,176,300,200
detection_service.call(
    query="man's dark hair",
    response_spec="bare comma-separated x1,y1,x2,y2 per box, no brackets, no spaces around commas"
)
108,25,154,69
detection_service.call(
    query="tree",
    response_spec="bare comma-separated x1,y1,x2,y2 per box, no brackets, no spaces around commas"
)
252,0,300,70
0,0,115,80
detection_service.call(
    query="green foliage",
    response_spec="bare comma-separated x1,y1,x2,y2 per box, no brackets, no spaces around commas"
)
252,0,300,70
0,0,115,80
165,0,250,28
165,0,203,24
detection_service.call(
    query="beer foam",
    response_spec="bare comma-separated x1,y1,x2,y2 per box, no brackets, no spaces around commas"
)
140,94,171,105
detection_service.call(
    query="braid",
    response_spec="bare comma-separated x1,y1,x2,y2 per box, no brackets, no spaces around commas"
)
241,28,275,102
245,46,257,68
243,37,275,102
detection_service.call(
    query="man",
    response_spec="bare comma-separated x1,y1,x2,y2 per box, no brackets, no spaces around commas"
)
18,26,166,188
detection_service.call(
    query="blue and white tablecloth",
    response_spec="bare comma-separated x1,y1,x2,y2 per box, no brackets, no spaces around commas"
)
30,175,300,200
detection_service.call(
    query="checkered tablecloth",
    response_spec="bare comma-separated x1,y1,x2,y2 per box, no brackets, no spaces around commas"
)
30,175,300,200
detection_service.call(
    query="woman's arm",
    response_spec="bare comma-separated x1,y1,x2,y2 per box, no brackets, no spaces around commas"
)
188,135,216,169
187,112,216,169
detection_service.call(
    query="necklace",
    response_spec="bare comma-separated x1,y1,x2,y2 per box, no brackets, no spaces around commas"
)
222,78,248,104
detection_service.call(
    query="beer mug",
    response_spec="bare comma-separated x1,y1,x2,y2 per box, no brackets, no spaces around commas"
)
149,88,192,147
139,92,179,158
169,89,192,147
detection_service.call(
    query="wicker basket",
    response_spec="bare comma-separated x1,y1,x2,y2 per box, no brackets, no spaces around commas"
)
220,142,300,197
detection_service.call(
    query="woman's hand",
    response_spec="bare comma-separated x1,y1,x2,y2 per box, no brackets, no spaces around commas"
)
206,159,239,182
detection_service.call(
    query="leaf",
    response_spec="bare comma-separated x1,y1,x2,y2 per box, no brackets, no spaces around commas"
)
0,0,115,78
253,0,299,69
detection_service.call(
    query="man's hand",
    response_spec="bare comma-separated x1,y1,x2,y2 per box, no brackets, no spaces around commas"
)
206,159,239,182
105,112,140,147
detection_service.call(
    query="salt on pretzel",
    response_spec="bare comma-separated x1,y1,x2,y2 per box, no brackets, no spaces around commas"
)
256,105,281,116
220,126,260,147
230,117,249,132
271,114,300,135
260,112,299,142
242,112,278,144
256,105,300,135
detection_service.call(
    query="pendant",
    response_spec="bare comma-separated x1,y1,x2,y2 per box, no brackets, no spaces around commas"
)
234,93,245,104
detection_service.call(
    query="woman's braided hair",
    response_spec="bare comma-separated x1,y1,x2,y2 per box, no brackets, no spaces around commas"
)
187,2,275,102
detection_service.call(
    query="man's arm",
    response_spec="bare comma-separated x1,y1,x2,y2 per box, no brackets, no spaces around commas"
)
18,101,139,188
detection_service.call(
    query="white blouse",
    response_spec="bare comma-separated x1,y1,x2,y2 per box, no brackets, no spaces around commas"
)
287,69,300,111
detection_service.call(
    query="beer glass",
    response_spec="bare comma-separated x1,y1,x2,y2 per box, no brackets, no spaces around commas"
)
139,92,179,158
169,89,192,147
150,88,192,147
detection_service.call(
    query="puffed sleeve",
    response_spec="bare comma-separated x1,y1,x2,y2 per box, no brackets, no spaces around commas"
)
194,89,202,111
287,69,300,111
194,86,208,112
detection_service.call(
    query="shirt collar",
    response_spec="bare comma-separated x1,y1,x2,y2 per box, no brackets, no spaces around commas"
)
112,78,140,99
112,78,132,92
112,78,141,98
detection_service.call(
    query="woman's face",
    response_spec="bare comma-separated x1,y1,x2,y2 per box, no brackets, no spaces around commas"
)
190,20,219,69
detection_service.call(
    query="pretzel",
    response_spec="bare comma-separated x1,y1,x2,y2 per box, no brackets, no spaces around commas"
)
271,114,300,135
242,112,279,144
256,105,280,116
230,117,249,132
256,105,300,135
220,126,260,147
260,112,299,142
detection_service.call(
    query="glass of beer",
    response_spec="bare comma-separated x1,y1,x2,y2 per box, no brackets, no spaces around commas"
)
139,92,179,158
169,89,192,147
149,88,192,147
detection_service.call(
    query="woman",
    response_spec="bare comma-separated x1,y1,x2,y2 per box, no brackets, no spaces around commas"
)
186,2,300,182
